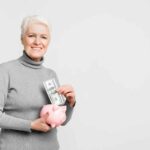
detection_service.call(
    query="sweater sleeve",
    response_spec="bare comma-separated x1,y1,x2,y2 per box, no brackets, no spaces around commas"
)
61,100,75,125
52,70,75,125
0,66,32,132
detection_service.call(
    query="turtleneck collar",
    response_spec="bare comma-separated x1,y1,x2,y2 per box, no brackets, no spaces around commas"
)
18,51,44,69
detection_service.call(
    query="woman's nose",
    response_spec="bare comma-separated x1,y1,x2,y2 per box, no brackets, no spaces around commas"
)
34,37,41,45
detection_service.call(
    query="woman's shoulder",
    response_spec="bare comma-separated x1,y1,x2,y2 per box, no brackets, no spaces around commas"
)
0,59,18,78
42,66,59,80
42,66,57,74
0,59,17,71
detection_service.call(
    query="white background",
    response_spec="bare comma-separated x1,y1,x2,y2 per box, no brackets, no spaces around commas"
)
0,0,150,150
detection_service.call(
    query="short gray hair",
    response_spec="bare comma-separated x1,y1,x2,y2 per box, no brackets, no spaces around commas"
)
21,15,51,37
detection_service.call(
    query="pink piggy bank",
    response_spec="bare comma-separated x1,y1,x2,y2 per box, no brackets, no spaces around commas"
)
40,104,67,128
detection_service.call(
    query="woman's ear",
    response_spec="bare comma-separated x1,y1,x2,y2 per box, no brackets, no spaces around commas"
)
21,36,24,45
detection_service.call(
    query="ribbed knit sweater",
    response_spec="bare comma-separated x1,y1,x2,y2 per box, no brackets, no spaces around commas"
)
0,51,74,150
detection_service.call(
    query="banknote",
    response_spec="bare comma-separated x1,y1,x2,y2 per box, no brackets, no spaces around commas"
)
43,78,66,105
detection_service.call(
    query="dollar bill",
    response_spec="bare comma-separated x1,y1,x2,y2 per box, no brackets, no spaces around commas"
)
43,78,66,105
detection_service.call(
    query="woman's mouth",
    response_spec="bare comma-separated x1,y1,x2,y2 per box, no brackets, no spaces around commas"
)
31,47,42,51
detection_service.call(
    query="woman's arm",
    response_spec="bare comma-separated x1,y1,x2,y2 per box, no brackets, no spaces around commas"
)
0,66,52,133
0,110,32,132
0,66,33,132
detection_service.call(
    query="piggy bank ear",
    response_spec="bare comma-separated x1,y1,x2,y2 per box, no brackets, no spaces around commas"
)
52,104,59,111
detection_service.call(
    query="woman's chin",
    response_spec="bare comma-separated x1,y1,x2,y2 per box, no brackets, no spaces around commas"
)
30,55,43,61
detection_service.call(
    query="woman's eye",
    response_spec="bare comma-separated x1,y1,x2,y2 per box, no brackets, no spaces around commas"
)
28,35,35,37
41,36,47,39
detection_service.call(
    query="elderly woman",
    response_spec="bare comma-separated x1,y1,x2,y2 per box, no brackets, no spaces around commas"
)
0,15,76,150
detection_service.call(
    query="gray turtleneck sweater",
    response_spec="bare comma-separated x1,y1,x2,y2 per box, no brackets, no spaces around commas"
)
0,51,74,150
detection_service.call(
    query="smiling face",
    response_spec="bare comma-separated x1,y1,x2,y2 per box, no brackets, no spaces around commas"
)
21,23,50,62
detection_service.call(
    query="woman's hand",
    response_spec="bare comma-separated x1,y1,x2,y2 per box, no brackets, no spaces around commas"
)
31,113,51,132
57,85,76,107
